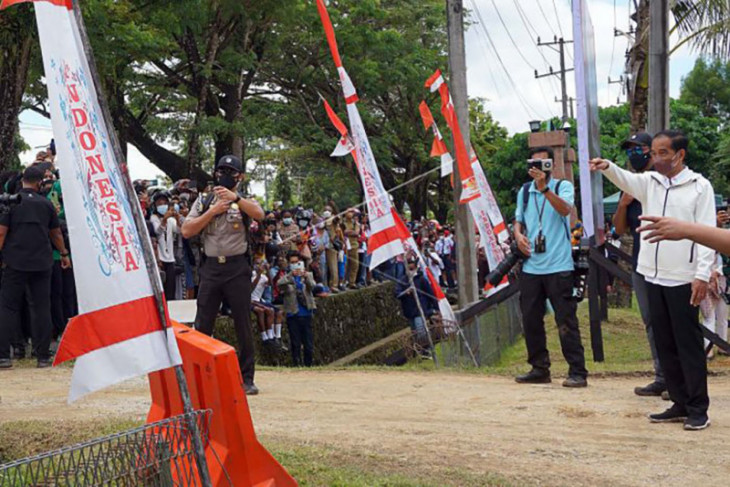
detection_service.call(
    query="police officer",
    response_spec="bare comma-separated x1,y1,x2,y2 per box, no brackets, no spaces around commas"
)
182,155,264,395
0,165,71,369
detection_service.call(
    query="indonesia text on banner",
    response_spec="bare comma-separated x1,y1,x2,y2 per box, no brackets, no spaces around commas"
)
470,149,508,243
34,1,180,401
316,0,403,269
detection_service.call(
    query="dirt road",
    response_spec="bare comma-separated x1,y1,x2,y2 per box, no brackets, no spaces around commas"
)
2,367,729,486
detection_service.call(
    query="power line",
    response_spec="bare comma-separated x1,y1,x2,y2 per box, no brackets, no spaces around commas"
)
607,0,618,105
536,0,559,38
485,0,555,117
511,0,562,97
466,0,545,120
552,0,565,39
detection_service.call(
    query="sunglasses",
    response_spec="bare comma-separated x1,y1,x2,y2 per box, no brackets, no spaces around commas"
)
625,146,645,157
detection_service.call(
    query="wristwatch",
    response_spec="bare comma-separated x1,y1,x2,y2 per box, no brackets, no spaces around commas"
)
540,186,550,194
233,195,241,203
60,251,70,257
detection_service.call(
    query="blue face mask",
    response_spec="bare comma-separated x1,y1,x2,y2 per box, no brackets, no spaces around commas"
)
174,203,180,212
157,204,169,215
283,218,293,226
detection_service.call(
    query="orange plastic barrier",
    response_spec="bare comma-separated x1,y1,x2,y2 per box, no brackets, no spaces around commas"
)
148,322,297,487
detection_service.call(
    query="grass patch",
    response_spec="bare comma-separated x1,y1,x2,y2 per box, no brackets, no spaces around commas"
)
0,420,515,486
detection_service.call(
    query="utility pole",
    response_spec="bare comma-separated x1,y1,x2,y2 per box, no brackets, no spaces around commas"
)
446,0,478,307
536,37,574,123
554,96,575,120
648,0,669,133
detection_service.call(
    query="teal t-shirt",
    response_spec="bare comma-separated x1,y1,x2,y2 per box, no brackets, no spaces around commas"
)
514,178,574,275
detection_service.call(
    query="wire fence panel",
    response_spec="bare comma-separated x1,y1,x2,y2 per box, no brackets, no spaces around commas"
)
440,291,522,367
0,410,211,487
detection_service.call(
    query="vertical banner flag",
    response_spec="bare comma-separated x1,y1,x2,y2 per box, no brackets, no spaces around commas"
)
572,0,605,244
420,78,508,295
424,71,479,203
316,0,404,270
28,1,181,401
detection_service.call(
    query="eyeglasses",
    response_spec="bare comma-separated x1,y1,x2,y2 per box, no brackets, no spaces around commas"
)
625,146,644,157
215,167,240,176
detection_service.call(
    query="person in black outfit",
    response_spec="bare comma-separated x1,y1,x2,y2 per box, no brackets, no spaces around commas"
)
0,166,71,369
396,255,438,356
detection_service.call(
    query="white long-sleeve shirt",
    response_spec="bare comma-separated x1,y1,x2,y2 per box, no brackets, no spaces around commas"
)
150,214,179,264
601,162,716,284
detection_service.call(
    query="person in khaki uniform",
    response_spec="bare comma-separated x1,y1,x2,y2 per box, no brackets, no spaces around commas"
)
182,155,264,395
322,206,341,292
343,208,361,288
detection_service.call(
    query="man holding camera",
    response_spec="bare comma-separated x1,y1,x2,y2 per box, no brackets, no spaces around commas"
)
514,147,588,388
0,166,71,369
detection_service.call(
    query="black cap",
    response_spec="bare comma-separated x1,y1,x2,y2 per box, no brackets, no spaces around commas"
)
216,155,243,173
621,132,652,149
152,190,171,204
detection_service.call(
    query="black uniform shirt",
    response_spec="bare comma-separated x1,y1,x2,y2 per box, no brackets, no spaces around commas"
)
0,188,60,271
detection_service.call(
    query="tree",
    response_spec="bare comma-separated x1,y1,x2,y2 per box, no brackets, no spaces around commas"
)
680,57,730,122
272,162,293,208
673,0,730,58
0,4,35,173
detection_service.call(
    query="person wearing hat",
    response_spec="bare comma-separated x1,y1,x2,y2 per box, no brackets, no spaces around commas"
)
612,132,666,398
182,155,264,395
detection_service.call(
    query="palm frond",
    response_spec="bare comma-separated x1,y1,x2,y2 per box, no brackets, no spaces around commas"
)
672,0,730,58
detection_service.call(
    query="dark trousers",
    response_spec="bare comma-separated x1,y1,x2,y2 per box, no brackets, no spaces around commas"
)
62,266,77,321
287,314,313,367
195,256,255,385
646,281,708,417
519,271,587,378
162,261,176,301
440,254,455,288
0,267,53,360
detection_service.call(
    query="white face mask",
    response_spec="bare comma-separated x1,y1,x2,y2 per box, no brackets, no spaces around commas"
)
322,211,332,219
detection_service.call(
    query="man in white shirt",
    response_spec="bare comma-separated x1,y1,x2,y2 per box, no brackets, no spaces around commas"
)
591,130,716,431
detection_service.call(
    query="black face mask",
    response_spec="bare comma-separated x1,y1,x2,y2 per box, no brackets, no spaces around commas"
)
215,173,238,190
629,152,651,172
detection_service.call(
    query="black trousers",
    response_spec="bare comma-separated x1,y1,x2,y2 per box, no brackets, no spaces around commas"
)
195,255,255,385
519,271,587,378
646,281,709,417
287,314,313,367
0,267,53,361
162,261,176,301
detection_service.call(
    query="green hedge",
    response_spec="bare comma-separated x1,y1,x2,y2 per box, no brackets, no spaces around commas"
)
212,282,409,366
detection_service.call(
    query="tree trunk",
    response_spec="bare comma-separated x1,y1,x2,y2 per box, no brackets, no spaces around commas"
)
629,0,649,133
0,8,34,173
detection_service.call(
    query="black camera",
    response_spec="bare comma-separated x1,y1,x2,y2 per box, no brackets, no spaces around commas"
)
485,241,530,287
0,193,22,214
534,233,546,254
527,158,553,172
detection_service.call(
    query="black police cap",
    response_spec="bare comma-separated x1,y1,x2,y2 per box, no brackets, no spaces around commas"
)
216,155,243,173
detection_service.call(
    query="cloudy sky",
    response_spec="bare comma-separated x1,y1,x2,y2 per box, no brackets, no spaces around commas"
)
19,0,698,184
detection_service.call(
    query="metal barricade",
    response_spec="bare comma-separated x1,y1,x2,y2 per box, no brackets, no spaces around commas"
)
0,410,211,487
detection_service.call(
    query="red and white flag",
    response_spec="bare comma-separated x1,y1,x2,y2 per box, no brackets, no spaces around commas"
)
316,0,404,269
25,1,181,402
424,72,509,295
419,101,453,177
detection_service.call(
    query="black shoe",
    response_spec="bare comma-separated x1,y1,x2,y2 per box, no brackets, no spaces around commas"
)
515,369,551,384
684,415,711,431
244,383,259,396
634,382,666,397
12,346,25,360
649,405,688,423
275,338,288,353
37,359,53,369
0,358,12,369
562,376,588,388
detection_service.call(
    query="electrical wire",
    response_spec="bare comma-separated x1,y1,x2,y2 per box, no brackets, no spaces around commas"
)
486,0,556,117
607,0,618,105
466,0,545,120
511,0,563,99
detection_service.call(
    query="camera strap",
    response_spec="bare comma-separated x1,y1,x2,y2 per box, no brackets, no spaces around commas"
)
522,180,571,241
